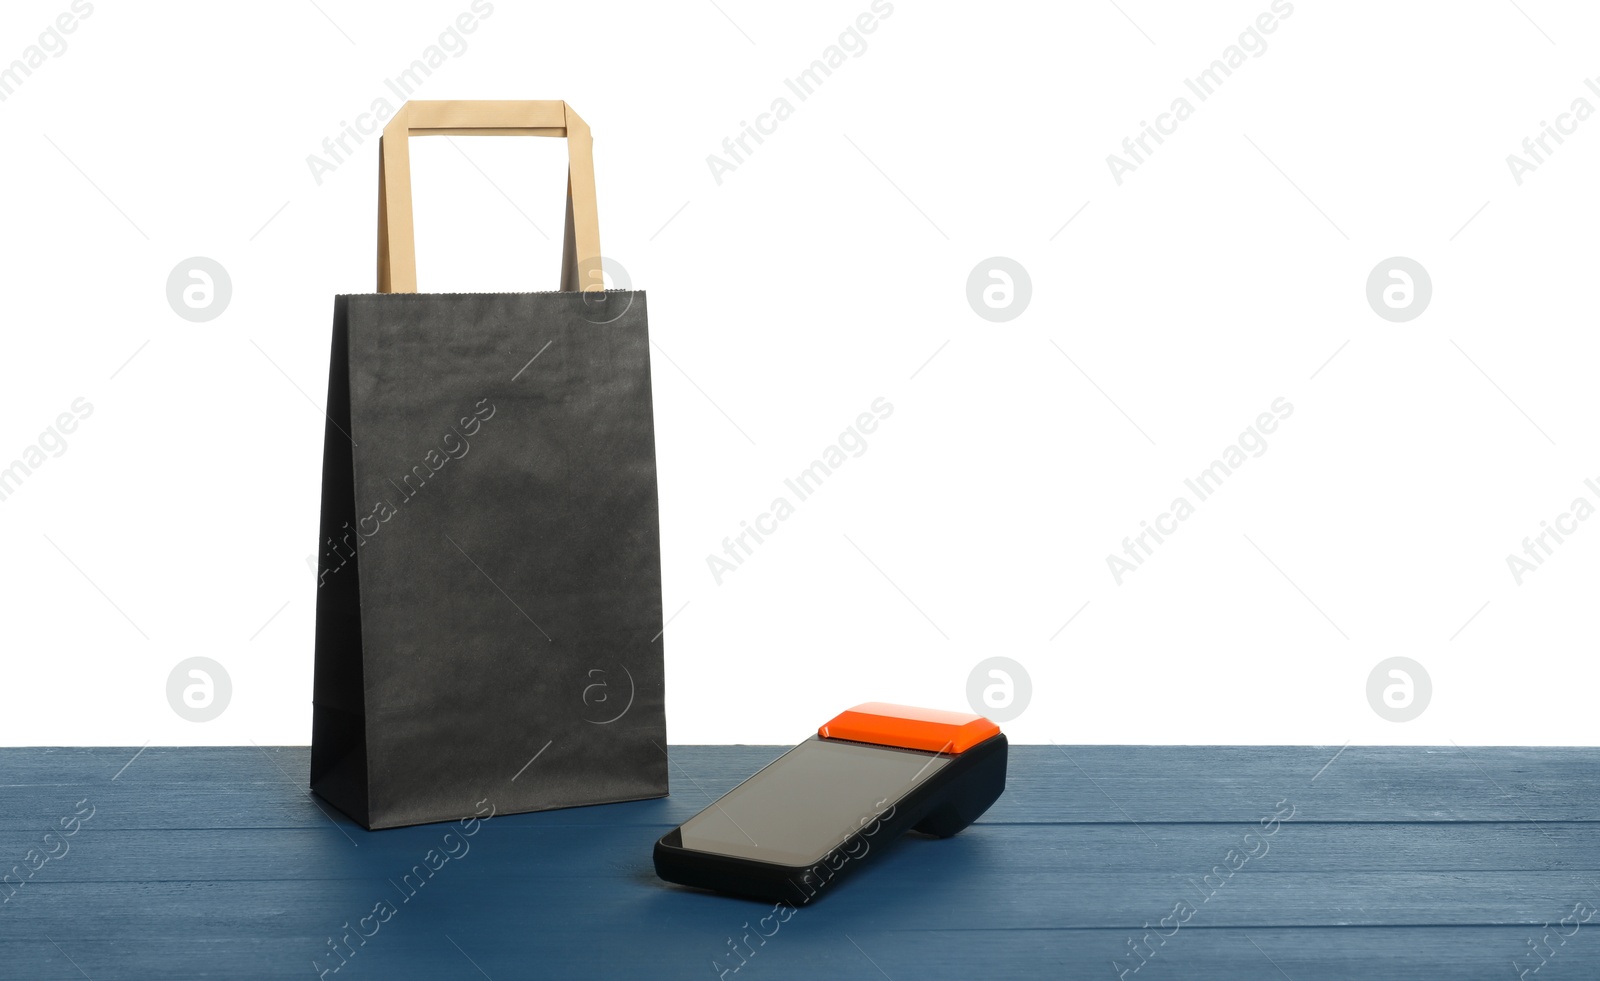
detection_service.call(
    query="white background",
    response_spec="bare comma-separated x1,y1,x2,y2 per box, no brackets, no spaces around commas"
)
1,0,1596,746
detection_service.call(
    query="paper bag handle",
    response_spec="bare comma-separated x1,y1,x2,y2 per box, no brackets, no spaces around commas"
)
377,100,603,294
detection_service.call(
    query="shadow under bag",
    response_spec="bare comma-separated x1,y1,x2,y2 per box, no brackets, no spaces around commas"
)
310,100,666,830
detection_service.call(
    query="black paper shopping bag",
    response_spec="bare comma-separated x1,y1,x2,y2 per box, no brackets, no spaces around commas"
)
310,101,667,829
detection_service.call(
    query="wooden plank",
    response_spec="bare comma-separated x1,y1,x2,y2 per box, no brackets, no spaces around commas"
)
2,822,1598,884
5,746,1599,826
0,927,1590,981
6,867,1600,932
5,747,1600,978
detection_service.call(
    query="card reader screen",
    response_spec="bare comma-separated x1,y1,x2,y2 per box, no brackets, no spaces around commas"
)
677,738,950,867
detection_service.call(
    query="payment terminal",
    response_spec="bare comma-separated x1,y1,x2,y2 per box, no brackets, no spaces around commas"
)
653,703,1007,903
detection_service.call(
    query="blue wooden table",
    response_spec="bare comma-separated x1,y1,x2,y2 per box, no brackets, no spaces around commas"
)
3,745,1598,979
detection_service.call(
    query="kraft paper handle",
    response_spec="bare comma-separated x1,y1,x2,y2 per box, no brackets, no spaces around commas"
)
377,100,603,294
